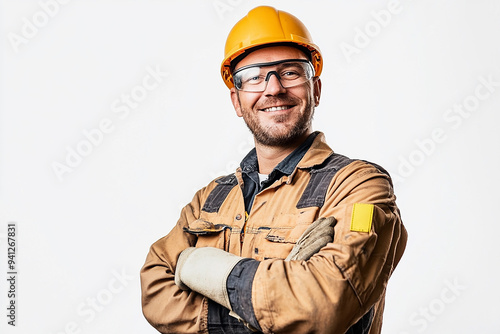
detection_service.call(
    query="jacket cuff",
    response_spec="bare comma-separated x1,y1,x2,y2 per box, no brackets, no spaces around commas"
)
208,299,258,333
226,259,262,332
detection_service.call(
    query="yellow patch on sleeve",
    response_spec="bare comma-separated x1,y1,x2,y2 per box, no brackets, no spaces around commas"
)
350,203,374,233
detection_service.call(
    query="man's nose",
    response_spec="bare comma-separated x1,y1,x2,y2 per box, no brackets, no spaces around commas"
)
263,72,286,95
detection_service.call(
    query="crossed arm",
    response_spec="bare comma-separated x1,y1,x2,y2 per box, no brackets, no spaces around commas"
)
140,166,407,334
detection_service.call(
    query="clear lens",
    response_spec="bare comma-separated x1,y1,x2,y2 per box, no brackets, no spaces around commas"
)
233,59,314,92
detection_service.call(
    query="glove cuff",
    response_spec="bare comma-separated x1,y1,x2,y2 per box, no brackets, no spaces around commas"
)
176,247,243,310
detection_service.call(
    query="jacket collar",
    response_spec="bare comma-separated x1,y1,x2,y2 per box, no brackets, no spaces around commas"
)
296,132,334,169
239,131,334,178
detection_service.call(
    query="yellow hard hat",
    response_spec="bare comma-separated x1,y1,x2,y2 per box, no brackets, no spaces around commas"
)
221,6,323,89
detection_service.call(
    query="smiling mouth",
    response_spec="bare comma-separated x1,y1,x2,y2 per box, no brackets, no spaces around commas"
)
260,105,293,112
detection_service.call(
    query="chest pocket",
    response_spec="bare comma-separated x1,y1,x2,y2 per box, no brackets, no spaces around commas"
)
184,219,231,249
253,210,316,260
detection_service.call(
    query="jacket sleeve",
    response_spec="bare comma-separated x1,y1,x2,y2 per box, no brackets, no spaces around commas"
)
140,187,210,334
250,161,407,333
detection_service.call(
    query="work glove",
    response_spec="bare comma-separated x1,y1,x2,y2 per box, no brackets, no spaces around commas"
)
285,216,337,261
174,247,243,311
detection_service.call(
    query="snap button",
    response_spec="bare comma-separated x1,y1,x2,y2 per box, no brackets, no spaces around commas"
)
235,214,242,220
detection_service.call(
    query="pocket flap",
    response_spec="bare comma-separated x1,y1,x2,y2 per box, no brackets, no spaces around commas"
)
264,224,310,243
184,219,230,235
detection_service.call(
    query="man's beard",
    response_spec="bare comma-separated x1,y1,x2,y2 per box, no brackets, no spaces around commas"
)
239,96,315,147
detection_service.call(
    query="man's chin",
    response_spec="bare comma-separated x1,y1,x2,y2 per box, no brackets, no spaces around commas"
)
253,127,308,147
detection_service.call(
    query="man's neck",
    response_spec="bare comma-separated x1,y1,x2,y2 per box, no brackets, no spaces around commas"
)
255,132,311,174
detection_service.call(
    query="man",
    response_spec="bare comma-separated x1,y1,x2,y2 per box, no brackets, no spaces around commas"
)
141,6,407,334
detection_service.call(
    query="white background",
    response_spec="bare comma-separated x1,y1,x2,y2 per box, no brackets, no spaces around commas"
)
1,1,499,333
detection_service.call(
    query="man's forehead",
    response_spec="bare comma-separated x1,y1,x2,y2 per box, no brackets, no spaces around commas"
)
234,46,309,71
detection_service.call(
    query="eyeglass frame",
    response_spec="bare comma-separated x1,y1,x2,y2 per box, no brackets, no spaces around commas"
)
232,58,316,92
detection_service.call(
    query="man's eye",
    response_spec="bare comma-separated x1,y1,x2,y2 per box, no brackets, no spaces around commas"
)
244,75,263,84
282,71,300,78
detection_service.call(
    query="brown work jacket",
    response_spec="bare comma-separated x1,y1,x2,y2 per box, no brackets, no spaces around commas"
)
141,132,407,334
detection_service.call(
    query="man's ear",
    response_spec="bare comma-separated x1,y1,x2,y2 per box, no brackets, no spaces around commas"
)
313,77,322,107
230,88,243,117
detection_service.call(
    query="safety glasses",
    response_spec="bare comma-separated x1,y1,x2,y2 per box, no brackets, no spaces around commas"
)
232,59,315,92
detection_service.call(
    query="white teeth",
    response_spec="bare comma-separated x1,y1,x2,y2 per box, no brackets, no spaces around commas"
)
263,106,290,112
